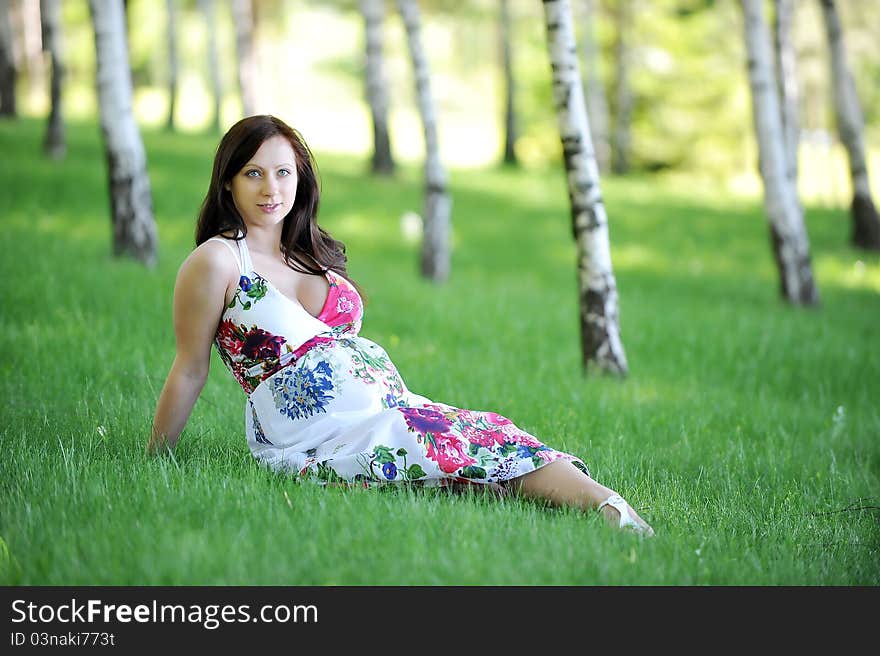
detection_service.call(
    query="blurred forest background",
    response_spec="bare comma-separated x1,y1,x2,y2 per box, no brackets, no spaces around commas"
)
2,0,879,585
4,0,879,202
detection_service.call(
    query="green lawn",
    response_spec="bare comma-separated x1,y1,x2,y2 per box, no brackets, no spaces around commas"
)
1,117,877,585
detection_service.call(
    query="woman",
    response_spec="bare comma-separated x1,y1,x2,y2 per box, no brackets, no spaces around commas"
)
148,115,654,537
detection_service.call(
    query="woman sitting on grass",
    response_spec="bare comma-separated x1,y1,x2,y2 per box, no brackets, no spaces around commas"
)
147,114,654,537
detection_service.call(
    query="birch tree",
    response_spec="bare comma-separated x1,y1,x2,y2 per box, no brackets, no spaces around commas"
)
199,0,222,133
773,0,798,188
165,0,178,131
542,0,627,375
19,0,44,109
610,0,632,174
580,0,610,174
741,0,817,305
499,0,517,166
361,0,394,175
819,0,880,250
0,0,15,117
40,0,64,158
88,0,158,267
396,0,451,282
232,0,256,117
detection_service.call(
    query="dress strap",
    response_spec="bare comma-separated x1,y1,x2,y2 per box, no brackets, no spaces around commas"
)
205,236,245,275
237,235,255,275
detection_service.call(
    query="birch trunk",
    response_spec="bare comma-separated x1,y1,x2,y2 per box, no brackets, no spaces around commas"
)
499,0,517,166
89,0,158,267
199,0,222,133
361,0,394,175
773,0,799,187
19,0,43,109
0,0,16,116
40,0,64,158
165,0,178,131
610,0,632,174
397,0,451,282
580,0,610,173
819,0,880,250
232,0,256,117
542,0,628,375
741,0,818,305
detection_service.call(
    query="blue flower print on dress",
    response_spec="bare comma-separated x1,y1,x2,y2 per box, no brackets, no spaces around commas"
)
382,462,398,480
272,360,336,420
251,402,273,445
228,274,268,311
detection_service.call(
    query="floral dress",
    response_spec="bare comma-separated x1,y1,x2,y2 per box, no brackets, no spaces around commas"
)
208,236,590,488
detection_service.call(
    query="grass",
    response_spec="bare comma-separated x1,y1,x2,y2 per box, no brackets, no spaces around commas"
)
0,117,878,585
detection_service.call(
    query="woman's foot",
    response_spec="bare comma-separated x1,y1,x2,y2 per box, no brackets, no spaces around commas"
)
598,494,655,537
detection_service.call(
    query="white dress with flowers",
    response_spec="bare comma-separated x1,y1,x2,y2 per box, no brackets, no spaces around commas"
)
209,236,590,487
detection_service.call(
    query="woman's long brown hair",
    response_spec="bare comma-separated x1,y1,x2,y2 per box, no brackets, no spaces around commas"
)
195,115,364,298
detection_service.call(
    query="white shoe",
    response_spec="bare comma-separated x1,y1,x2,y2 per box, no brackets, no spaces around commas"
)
598,494,654,537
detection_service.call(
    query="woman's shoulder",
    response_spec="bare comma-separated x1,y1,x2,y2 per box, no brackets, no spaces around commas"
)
179,237,241,281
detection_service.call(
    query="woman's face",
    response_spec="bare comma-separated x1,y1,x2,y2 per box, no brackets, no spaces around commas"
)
226,135,299,229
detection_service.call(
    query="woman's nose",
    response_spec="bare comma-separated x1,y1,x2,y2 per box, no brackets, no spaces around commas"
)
262,176,278,195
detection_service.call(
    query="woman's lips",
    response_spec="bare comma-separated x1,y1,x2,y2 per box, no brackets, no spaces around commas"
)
258,203,281,213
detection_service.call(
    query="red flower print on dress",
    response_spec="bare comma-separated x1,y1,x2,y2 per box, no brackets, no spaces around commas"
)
217,319,244,355
485,412,513,426
461,423,507,448
229,362,251,391
426,432,477,473
241,328,286,361
293,336,334,359
535,450,561,464
503,427,543,448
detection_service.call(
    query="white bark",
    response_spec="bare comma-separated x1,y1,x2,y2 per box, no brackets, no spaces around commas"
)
542,0,627,375
18,0,43,108
198,0,222,132
819,0,880,250
361,0,394,174
773,0,799,186
40,0,64,158
499,0,517,166
610,0,632,174
580,0,610,173
165,0,178,131
89,0,158,267
396,0,451,282
0,0,16,116
741,0,817,304
232,0,256,117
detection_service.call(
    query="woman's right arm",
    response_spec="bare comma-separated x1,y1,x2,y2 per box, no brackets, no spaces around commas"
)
147,244,235,455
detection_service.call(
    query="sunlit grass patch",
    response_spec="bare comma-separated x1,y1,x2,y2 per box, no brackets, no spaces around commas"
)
1,117,877,585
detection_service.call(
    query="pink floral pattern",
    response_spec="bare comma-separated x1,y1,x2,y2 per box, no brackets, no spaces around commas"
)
210,237,591,488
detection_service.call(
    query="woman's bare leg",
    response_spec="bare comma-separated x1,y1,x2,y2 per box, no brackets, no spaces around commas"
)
506,460,654,535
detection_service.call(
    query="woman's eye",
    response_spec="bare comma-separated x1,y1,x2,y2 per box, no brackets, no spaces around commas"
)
278,168,292,177
245,170,260,177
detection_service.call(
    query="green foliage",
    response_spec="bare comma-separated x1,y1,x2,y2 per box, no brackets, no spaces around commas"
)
0,118,878,585
22,0,878,176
